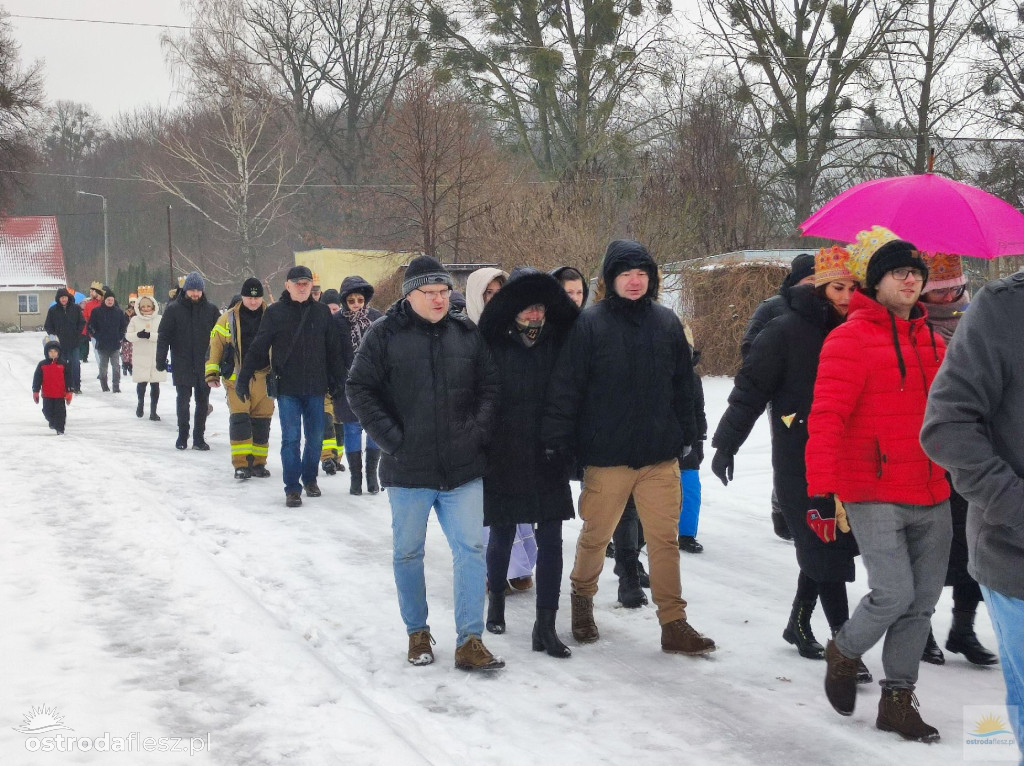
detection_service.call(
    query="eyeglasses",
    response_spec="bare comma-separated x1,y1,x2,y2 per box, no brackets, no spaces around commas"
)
889,267,925,281
927,285,966,299
416,288,451,300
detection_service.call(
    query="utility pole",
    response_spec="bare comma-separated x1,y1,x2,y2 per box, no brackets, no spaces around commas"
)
77,191,109,285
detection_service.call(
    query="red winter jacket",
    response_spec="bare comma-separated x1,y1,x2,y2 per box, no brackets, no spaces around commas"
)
805,290,950,506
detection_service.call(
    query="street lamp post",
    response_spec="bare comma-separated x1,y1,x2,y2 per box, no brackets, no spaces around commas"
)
77,191,109,285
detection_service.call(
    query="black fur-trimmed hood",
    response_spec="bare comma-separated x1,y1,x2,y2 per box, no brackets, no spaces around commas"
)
478,267,579,344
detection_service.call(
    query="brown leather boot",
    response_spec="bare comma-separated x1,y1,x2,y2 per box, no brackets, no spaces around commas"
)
454,636,505,671
407,630,435,666
876,688,940,742
824,639,859,716
661,618,716,655
570,593,599,643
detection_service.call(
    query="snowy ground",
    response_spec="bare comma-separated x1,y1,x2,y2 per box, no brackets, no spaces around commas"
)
0,331,1009,765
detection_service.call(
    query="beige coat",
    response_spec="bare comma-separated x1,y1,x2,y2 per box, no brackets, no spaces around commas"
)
126,304,167,383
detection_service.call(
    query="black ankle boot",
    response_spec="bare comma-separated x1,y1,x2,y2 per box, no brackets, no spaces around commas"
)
946,609,999,665
615,561,648,608
347,450,363,495
486,590,506,634
365,448,381,494
532,607,571,658
783,599,825,659
922,627,945,665
150,387,161,420
136,394,145,418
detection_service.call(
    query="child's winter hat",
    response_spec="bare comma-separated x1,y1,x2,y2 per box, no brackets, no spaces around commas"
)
813,246,857,287
43,335,61,354
921,253,966,292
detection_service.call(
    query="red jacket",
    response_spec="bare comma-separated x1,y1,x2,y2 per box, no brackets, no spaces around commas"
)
81,297,101,336
33,358,70,398
805,290,950,505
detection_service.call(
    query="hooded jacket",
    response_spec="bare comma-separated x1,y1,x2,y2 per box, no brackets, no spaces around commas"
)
88,299,128,352
921,273,1024,600
465,267,509,323
332,275,382,422
478,268,579,525
126,301,166,383
43,289,86,354
542,240,697,468
33,340,71,398
346,297,501,490
805,289,949,505
550,265,591,307
236,290,345,399
156,290,221,386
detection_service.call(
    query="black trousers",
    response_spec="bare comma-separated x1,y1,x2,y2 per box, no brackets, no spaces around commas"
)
487,520,564,611
613,495,646,573
42,397,67,432
176,381,211,439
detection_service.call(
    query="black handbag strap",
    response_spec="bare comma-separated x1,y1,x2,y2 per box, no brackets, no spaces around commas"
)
272,302,312,374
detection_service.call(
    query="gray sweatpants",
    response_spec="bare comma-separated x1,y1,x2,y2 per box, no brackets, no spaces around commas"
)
836,500,952,688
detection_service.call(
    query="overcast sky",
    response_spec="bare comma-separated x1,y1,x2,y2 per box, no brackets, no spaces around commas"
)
4,0,188,119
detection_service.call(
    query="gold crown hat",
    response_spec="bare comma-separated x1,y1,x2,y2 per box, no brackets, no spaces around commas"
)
921,253,966,291
312,271,321,287
847,225,902,284
90,280,104,293
137,285,155,298
814,245,857,286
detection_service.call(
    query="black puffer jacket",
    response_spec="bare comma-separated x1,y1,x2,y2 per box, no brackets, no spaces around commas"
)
346,298,501,490
156,290,221,385
332,275,383,422
43,289,85,355
237,291,345,398
542,241,697,468
713,284,856,582
740,282,796,359
88,301,128,352
479,268,579,525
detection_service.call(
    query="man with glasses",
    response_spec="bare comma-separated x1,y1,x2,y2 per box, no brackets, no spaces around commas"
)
806,226,951,742
346,255,504,671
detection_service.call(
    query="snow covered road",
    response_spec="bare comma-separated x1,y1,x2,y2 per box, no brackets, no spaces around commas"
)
0,332,1008,765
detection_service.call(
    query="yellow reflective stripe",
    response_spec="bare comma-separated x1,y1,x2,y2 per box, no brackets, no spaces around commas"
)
211,324,230,338
322,438,337,451
251,445,269,456
230,444,253,455
205,363,221,374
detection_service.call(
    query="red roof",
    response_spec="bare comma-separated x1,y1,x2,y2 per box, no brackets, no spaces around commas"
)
0,217,67,287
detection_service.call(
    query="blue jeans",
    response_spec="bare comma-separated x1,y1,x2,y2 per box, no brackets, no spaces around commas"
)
981,585,1024,760
677,468,702,537
276,395,325,494
387,479,485,646
342,421,378,453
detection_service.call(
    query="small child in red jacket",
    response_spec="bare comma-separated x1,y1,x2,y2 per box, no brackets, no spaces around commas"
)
32,336,73,434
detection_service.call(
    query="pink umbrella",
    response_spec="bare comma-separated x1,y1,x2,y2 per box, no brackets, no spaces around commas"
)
800,173,1024,258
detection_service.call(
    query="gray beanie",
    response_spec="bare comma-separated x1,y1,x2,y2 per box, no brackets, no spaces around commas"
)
182,271,205,292
402,255,453,295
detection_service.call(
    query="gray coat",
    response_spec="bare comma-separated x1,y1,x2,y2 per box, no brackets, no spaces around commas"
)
921,272,1024,600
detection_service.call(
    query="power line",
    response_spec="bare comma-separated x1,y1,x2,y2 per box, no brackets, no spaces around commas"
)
8,13,193,31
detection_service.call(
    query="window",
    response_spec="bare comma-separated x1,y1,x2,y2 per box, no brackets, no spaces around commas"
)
18,294,39,314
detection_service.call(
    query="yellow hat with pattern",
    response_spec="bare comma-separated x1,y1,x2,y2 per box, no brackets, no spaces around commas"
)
847,225,902,284
814,246,857,287
921,253,966,292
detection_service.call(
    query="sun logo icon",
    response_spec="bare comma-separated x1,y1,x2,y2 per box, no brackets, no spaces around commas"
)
12,705,73,735
969,713,1013,738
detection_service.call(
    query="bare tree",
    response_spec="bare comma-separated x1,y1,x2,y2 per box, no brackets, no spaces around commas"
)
871,0,994,174
241,0,422,184
971,0,1024,134
40,100,104,170
699,0,904,226
372,75,508,260
0,11,44,208
147,0,313,282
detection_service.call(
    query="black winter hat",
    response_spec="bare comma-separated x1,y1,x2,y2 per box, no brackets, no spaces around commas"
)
449,290,467,312
402,255,452,295
601,240,658,298
788,253,816,286
320,288,341,306
104,288,116,300
865,241,928,295
241,277,264,298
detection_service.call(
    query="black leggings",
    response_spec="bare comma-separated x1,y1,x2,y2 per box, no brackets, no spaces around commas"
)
487,520,563,611
795,570,850,630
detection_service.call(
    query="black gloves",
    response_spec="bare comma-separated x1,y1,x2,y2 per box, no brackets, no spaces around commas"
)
155,359,167,372
711,448,734,486
679,440,705,471
136,330,151,339
235,380,250,402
